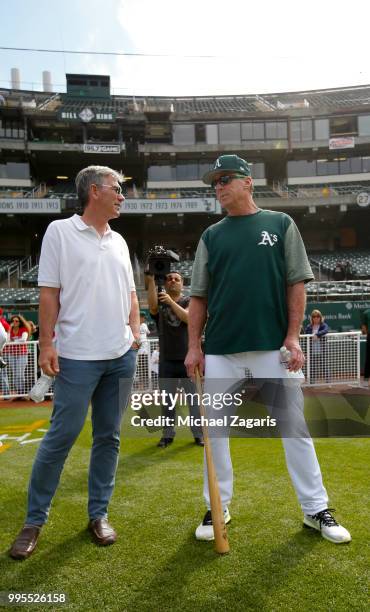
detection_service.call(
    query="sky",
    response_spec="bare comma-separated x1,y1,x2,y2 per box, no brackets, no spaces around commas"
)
1,0,369,97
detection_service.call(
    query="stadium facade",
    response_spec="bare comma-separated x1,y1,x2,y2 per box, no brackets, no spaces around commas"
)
1,74,370,263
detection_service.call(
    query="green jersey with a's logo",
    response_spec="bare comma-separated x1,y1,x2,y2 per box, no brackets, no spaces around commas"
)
191,209,314,354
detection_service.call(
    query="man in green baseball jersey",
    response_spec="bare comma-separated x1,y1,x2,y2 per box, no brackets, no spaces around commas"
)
185,154,351,545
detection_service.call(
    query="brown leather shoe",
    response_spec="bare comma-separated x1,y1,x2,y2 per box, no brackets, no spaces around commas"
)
88,518,117,546
9,525,41,560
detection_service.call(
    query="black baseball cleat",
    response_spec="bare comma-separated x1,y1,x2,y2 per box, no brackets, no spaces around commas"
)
0,356,7,369
157,437,174,448
195,508,231,541
194,437,204,447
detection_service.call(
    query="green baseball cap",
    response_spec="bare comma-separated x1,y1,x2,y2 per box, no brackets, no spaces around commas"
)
202,154,251,185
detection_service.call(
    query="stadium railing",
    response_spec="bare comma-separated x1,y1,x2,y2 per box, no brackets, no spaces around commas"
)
0,287,40,305
305,279,370,299
2,181,368,203
0,340,39,400
299,332,361,387
0,332,361,401
1,280,369,307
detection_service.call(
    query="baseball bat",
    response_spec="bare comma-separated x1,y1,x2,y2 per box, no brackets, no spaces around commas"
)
195,367,230,554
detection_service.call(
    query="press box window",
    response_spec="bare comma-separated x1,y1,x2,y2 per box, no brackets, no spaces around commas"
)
147,166,175,181
291,120,313,142
287,160,316,178
330,116,357,137
265,122,287,140
317,160,339,176
195,124,206,143
241,122,264,141
173,124,195,145
358,115,370,136
176,164,198,180
251,163,265,179
206,124,218,145
314,119,329,140
219,123,241,144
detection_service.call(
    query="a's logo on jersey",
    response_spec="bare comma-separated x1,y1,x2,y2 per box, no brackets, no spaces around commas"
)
258,231,278,246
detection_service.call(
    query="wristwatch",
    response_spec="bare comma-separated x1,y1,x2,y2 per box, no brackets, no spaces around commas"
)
133,337,142,348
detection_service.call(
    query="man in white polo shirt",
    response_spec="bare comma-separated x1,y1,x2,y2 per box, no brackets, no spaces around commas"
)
9,165,140,560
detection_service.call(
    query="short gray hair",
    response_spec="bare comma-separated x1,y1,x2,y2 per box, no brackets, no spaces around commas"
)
75,166,123,210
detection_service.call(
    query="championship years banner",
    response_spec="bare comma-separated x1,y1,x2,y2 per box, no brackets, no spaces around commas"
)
0,199,61,214
121,197,218,214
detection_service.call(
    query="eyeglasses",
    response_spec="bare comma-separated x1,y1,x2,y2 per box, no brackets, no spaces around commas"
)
211,174,246,188
99,184,123,195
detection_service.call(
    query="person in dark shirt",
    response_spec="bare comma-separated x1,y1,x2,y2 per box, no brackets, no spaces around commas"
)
147,272,203,448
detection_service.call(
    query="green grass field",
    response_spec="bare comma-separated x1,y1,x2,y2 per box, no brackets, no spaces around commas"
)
0,402,369,612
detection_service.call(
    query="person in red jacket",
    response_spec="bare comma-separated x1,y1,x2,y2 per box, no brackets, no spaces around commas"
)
3,314,30,396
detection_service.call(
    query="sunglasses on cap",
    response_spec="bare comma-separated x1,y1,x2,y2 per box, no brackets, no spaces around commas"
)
211,174,247,188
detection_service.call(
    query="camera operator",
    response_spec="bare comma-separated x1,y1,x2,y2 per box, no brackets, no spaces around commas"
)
147,271,204,448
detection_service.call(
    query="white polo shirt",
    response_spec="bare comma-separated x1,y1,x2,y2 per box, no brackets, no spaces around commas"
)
38,214,135,360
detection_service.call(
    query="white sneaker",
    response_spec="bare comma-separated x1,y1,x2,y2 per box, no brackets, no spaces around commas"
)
303,508,351,544
195,508,231,541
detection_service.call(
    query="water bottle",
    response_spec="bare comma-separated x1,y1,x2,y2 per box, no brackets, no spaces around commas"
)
280,346,291,368
29,373,54,403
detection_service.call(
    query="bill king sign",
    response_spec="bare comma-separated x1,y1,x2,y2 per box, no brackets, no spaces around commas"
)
59,108,115,122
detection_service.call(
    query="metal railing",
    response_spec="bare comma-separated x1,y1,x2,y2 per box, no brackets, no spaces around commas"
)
299,331,361,387
0,332,361,401
0,340,38,399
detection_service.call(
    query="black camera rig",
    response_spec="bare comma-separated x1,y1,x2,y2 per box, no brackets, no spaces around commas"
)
146,245,180,293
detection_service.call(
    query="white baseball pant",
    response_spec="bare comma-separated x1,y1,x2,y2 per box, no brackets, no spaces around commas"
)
203,351,329,515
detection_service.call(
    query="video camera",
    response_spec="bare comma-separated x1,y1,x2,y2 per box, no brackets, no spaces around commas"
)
146,245,180,293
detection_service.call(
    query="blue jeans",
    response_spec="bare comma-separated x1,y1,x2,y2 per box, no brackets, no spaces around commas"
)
26,350,137,525
8,354,28,394
0,367,10,395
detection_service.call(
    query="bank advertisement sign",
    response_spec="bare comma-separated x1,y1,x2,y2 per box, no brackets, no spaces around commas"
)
304,301,370,331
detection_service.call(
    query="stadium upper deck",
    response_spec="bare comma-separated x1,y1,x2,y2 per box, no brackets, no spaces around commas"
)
2,83,370,115
1,78,370,257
